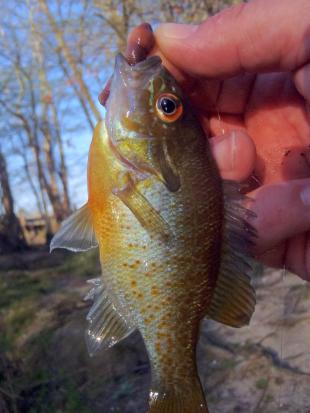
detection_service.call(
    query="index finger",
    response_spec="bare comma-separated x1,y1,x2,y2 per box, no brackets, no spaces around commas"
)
155,0,310,78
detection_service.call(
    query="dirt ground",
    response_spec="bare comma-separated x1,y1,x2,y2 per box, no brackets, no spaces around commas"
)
0,249,309,413
200,267,310,413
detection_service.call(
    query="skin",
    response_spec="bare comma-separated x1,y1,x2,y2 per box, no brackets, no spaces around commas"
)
150,0,310,280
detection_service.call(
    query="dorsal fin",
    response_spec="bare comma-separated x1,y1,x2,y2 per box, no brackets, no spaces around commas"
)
206,181,257,327
84,278,135,356
50,203,98,252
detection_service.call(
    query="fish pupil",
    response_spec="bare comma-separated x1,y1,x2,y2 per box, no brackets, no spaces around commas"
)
159,97,176,115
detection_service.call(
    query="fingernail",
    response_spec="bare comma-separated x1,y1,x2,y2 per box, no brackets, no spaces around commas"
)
210,132,235,172
157,23,198,40
142,23,153,32
300,186,310,206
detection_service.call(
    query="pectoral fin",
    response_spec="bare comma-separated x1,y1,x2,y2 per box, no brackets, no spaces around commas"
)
50,203,98,252
117,183,171,241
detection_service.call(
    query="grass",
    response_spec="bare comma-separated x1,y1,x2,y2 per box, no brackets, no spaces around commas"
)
0,247,101,413
255,378,269,390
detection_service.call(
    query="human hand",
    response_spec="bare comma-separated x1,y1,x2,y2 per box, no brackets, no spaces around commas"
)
152,0,310,280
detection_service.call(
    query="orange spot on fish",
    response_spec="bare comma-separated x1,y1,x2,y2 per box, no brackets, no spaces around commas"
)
131,280,137,288
151,285,159,296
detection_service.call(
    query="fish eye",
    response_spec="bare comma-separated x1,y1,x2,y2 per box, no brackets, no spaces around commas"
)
156,93,183,123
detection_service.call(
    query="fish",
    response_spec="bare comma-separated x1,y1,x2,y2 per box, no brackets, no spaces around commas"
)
50,53,256,413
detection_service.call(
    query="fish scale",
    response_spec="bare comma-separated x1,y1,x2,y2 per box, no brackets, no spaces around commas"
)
92,133,223,395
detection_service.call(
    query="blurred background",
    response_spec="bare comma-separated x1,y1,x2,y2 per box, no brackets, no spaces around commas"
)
0,1,309,412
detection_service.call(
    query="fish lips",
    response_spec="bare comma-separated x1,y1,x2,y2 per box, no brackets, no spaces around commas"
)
114,53,162,86
115,53,162,72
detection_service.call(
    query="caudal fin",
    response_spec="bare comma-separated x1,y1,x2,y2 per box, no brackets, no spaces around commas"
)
148,378,209,413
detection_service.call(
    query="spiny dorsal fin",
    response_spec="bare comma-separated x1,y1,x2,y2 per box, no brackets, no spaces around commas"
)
50,203,98,252
206,181,257,328
84,278,135,356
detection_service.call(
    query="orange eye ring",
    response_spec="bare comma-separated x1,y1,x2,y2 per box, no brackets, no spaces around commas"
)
155,93,183,123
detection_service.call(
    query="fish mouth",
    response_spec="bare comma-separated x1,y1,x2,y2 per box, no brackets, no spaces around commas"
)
110,54,181,192
115,53,162,76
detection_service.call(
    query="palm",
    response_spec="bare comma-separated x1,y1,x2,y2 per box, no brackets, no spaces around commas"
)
183,72,309,181
184,72,310,274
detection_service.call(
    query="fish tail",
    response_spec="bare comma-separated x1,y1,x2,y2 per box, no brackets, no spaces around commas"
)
148,377,209,413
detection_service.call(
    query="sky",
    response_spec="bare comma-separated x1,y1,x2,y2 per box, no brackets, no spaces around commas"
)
0,0,112,217
13,123,96,215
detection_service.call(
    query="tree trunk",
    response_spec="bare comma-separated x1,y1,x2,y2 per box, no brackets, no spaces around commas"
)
0,150,26,252
39,0,102,122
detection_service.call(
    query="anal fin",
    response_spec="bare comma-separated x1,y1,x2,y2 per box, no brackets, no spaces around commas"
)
84,278,135,356
206,180,257,328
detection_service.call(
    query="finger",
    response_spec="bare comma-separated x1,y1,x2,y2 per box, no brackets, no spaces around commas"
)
209,130,256,182
255,244,286,269
125,23,154,65
99,23,155,106
285,233,310,281
294,62,310,102
155,0,310,78
248,179,310,254
256,233,310,281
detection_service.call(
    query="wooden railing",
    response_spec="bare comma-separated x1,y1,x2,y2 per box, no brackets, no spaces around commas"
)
18,213,58,246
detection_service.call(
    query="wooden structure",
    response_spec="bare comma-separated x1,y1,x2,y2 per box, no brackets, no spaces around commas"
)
18,212,58,246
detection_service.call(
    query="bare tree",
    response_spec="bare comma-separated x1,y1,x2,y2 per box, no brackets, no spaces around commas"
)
0,0,242,247
0,149,25,251
38,0,102,122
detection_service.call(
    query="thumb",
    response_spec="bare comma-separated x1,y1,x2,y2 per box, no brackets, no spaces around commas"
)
209,130,256,182
155,0,310,78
